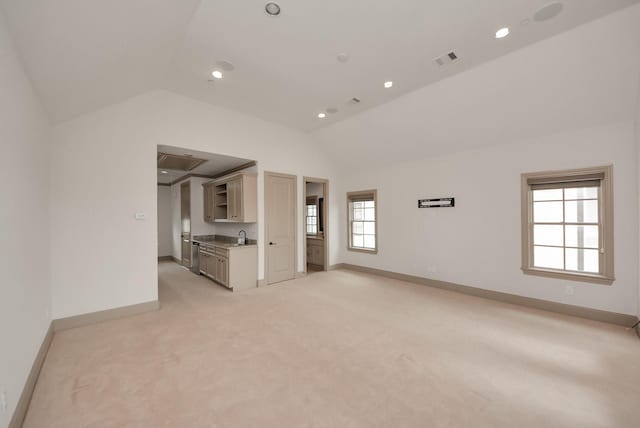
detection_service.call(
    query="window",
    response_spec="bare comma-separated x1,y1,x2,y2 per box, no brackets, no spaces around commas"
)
347,190,377,253
306,199,318,235
521,166,614,284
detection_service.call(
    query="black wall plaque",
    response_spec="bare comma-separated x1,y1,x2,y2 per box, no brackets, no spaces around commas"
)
418,198,455,208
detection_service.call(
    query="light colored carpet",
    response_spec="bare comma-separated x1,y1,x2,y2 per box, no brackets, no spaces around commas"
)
24,262,640,427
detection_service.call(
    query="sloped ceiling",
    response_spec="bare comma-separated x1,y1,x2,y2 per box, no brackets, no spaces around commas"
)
312,5,640,168
1,0,638,132
0,0,201,123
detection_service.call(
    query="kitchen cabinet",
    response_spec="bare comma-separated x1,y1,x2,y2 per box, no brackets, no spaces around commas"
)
203,172,257,223
227,177,241,221
306,238,324,267
200,247,227,286
203,183,215,222
216,254,228,287
199,244,257,291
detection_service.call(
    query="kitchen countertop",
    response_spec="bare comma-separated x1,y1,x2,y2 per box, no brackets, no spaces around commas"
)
197,240,257,249
192,235,257,249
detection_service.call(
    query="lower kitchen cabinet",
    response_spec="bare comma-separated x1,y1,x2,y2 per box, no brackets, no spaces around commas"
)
199,245,257,291
306,238,325,267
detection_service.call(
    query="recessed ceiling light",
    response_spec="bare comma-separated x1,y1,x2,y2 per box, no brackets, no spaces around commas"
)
161,170,168,174
384,81,393,89
265,2,281,16
495,27,510,39
317,113,326,119
211,70,223,79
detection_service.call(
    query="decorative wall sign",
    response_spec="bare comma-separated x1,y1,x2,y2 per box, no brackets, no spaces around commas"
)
418,198,455,208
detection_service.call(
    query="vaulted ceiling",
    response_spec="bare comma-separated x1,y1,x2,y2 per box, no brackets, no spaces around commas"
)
1,0,638,131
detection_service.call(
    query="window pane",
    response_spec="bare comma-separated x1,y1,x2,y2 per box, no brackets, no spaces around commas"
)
364,201,375,208
533,201,563,223
352,221,364,234
566,248,599,273
565,187,598,200
353,201,364,209
353,208,364,220
533,246,564,269
533,188,563,201
353,234,364,247
364,235,376,249
364,208,375,221
565,225,599,249
363,222,375,235
565,200,598,223
533,225,563,247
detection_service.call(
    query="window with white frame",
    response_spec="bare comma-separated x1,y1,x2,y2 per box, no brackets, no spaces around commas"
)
521,166,614,284
306,199,318,235
347,190,377,253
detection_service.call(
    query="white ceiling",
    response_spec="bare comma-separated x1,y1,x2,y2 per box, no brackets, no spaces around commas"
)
313,4,640,169
157,145,253,184
1,0,639,130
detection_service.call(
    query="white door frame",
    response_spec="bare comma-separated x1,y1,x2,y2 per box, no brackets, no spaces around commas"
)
303,177,329,272
264,171,298,284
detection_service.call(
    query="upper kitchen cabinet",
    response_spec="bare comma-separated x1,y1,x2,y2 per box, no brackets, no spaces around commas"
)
204,172,257,223
203,182,215,222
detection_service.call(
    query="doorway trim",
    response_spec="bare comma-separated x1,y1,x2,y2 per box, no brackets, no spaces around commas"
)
303,176,329,273
264,171,298,284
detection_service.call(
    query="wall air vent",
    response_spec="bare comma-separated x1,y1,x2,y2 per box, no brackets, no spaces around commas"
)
157,152,208,171
434,51,459,66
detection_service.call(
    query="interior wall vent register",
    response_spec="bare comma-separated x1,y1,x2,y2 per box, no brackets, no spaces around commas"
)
419,198,455,208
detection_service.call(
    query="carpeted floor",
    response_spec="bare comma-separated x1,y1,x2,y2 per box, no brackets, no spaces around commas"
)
23,261,640,427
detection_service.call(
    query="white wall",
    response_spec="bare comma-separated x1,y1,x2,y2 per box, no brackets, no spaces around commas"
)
313,6,640,316
157,186,172,257
336,121,638,315
50,90,338,319
0,12,51,428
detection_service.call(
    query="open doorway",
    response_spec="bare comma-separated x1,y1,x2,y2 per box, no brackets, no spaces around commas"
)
303,177,329,273
156,145,259,292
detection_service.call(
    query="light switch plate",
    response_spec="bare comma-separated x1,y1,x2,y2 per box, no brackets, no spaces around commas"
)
135,213,146,220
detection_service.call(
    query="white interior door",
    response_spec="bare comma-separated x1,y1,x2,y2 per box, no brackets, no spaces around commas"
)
265,172,296,284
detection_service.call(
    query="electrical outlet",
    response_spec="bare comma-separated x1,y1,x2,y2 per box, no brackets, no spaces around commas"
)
565,285,575,296
1,390,7,414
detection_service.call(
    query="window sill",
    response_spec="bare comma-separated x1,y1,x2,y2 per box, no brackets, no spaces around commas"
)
348,247,378,255
521,267,614,285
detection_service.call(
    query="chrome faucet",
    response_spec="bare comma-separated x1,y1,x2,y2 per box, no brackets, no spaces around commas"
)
238,230,247,245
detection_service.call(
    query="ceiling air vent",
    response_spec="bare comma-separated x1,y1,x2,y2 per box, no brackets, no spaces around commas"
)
157,152,208,171
434,51,459,66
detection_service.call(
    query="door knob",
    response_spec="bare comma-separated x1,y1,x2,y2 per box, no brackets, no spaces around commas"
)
269,242,275,245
